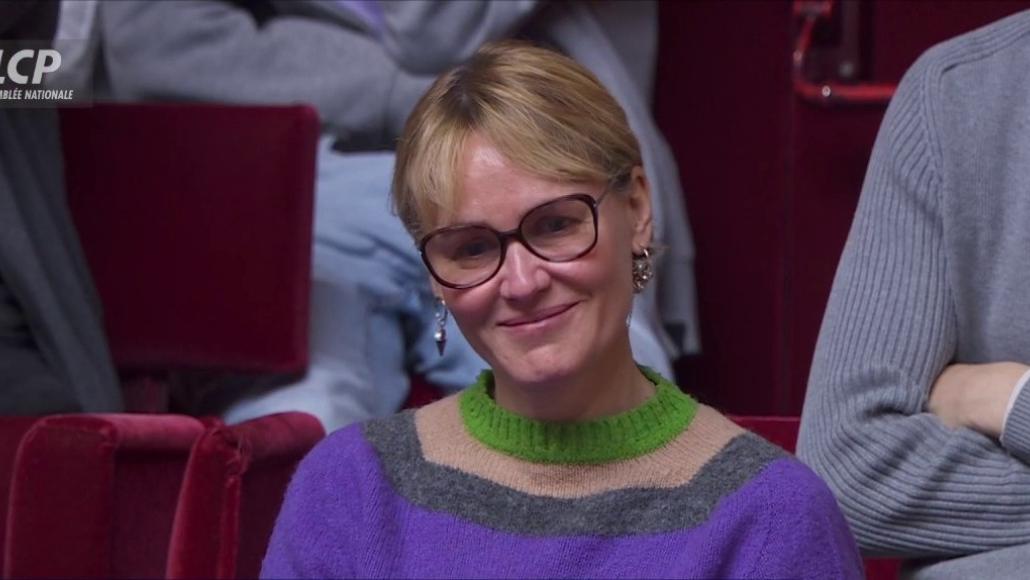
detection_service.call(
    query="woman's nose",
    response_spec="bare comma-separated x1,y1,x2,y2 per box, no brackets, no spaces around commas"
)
498,241,551,301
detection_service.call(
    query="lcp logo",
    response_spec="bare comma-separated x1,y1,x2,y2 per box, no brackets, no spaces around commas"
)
0,49,62,86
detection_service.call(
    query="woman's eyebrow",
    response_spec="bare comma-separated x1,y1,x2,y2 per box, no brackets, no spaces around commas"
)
439,216,494,230
442,190,594,230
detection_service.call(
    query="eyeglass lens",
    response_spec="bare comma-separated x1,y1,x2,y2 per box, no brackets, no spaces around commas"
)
423,195,598,288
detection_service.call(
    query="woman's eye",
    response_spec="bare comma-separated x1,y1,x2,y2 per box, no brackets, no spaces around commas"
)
537,217,575,234
454,240,491,260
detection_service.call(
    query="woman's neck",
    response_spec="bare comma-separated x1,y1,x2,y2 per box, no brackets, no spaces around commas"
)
458,366,697,465
491,344,654,422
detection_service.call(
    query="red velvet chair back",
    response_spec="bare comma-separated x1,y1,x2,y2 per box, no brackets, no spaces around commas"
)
167,412,323,578
60,103,319,385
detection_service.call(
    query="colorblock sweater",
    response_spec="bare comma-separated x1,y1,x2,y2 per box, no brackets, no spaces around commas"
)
796,9,1030,568
263,370,862,578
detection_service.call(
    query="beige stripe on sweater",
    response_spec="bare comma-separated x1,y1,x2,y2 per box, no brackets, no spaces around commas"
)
414,395,744,499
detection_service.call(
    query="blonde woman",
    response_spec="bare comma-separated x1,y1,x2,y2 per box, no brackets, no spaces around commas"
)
263,42,862,579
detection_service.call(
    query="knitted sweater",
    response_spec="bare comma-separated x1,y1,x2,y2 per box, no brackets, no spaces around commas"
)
796,9,1030,563
263,369,862,578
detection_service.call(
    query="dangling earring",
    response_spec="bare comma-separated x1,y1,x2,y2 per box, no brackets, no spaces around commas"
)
632,247,654,293
433,298,448,356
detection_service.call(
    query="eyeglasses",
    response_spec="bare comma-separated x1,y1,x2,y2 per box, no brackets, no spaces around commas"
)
419,190,610,289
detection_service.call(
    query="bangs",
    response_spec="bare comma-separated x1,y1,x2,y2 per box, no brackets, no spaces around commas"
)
393,41,641,240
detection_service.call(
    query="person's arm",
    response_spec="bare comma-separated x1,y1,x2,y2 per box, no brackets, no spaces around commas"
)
927,362,1029,438
377,0,539,74
98,0,432,149
797,47,1030,558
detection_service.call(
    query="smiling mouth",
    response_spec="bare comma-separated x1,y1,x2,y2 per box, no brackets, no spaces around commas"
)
499,303,579,327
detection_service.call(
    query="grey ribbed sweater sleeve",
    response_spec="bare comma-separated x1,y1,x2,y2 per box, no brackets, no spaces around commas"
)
98,0,432,149
798,13,1030,558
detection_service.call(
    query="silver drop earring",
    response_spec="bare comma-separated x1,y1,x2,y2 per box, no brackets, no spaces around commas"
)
632,247,654,293
433,298,448,356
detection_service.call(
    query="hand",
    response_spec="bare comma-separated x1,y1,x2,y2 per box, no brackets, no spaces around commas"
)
927,362,1029,437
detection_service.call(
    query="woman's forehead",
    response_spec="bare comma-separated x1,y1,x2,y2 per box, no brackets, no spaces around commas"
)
457,137,582,198
423,133,601,231
448,167,602,225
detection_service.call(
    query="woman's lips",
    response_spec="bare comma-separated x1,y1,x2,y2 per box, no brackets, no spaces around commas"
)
498,302,578,330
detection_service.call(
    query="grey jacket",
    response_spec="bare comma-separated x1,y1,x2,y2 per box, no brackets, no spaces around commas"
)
0,1,121,414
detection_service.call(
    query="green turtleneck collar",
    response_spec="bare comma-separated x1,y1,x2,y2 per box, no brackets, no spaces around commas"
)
458,366,698,465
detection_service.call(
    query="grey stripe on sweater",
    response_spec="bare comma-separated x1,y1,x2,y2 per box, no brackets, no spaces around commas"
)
363,411,784,536
797,9,1030,562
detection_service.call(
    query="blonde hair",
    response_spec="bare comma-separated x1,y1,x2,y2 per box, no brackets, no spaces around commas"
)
392,40,642,239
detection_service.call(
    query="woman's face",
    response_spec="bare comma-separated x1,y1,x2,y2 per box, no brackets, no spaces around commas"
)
432,134,652,389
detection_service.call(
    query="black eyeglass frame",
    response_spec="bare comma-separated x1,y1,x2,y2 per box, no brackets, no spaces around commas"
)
418,190,611,290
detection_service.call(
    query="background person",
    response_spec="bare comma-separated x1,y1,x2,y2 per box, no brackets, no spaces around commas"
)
0,0,121,415
798,10,1030,579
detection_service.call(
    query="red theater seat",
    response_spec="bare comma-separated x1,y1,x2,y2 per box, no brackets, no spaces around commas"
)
4,414,209,577
0,417,42,575
167,412,324,579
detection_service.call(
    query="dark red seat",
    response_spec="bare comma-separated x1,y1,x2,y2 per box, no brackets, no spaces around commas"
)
167,412,324,579
4,414,209,577
0,417,42,576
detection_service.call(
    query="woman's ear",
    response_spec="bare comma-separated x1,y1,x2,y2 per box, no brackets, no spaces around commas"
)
626,166,653,252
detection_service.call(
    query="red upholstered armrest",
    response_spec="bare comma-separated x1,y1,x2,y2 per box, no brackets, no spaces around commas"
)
167,412,324,579
60,103,319,375
4,414,209,578
0,417,42,575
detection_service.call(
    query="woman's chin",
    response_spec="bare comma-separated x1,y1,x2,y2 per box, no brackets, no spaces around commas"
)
493,346,582,390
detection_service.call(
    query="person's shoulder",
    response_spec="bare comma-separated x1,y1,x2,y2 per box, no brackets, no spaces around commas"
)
296,409,417,474
906,10,1030,89
694,408,836,508
690,406,791,469
737,446,864,578
751,452,841,509
716,436,847,535
292,421,376,481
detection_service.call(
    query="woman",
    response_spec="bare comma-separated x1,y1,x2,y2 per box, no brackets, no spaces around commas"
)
262,42,862,579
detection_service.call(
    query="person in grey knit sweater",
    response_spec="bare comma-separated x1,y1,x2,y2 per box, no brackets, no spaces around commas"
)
798,9,1030,579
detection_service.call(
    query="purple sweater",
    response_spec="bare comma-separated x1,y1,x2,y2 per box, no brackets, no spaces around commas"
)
263,371,862,578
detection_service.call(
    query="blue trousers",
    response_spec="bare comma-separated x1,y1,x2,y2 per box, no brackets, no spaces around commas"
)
223,140,673,433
